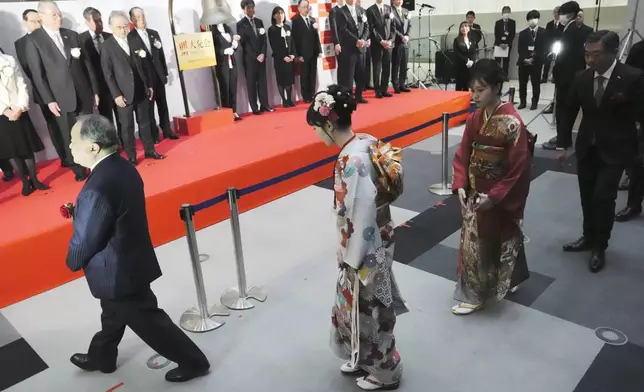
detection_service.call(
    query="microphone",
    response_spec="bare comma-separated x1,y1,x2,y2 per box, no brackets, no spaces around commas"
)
446,23,454,31
416,3,435,9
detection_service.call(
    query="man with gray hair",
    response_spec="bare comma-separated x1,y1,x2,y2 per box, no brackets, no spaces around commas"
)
66,114,210,382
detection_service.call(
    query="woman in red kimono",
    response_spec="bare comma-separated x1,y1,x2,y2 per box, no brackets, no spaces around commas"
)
451,59,531,315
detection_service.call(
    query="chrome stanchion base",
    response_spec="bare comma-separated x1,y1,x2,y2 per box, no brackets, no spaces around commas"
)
428,183,453,196
179,305,228,333
220,285,267,310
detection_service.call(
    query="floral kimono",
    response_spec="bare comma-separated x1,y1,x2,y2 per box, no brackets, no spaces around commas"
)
452,103,531,306
330,135,408,385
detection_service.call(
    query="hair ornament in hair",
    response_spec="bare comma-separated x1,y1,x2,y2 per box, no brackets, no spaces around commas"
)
313,92,335,117
343,104,347,108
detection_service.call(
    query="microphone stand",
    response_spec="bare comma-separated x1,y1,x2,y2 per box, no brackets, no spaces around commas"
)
424,6,437,86
594,0,601,31
411,6,425,88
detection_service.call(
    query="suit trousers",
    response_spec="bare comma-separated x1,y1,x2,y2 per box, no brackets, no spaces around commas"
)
364,49,372,88
244,57,270,112
116,95,155,159
97,92,121,142
555,83,573,148
149,77,171,138
300,57,318,102
577,146,624,250
87,288,209,370
216,64,238,112
518,63,541,104
542,59,552,81
371,46,392,94
337,51,365,99
495,56,510,77
39,103,67,161
391,44,408,90
54,104,92,177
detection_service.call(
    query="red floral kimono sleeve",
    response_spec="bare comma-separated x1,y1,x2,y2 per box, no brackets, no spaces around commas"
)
452,113,475,192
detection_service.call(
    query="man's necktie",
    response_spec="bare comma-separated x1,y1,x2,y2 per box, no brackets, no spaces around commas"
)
250,18,257,36
119,39,130,56
94,34,102,54
304,16,309,29
595,75,606,106
54,32,66,58
531,30,536,40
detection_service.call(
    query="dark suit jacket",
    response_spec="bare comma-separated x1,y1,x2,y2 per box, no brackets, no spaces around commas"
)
468,23,482,46
236,17,268,60
14,34,43,104
79,30,112,96
517,27,547,65
66,153,162,300
335,5,370,54
626,40,644,71
367,4,395,51
494,19,516,47
211,24,237,68
578,23,593,42
453,36,477,69
391,7,411,45
25,27,98,112
100,36,151,103
292,15,322,60
553,22,587,86
545,20,562,50
565,62,644,165
330,6,342,46
127,29,168,85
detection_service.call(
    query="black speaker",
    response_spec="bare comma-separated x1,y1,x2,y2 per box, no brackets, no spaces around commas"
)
435,50,456,84
402,0,415,11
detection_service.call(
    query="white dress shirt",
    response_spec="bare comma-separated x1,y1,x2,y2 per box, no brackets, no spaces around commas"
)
43,26,66,57
90,152,117,171
115,36,130,55
136,28,151,51
347,4,358,24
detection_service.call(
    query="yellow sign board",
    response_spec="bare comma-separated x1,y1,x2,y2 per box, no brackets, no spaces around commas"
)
173,32,217,71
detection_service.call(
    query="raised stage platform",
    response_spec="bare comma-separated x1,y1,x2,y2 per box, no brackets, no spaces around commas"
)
0,89,470,308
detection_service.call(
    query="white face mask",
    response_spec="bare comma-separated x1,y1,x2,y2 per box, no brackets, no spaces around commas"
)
528,19,539,28
502,13,510,20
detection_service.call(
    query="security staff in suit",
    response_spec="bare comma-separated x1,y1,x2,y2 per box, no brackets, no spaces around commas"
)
560,31,644,272
542,6,561,83
128,7,178,143
494,6,517,78
517,10,546,110
292,0,322,103
335,0,370,103
367,0,394,98
101,11,162,165
391,0,411,93
25,0,99,182
66,114,210,383
79,8,121,139
211,23,241,121
542,1,587,151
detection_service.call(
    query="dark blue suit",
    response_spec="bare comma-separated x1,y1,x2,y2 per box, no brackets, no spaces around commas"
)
66,153,208,371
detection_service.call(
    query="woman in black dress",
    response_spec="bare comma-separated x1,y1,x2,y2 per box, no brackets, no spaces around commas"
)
268,7,296,107
453,21,478,91
0,52,48,196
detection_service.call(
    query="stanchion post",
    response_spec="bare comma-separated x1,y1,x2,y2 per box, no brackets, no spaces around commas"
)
220,188,267,310
429,112,453,195
508,87,516,105
178,204,229,332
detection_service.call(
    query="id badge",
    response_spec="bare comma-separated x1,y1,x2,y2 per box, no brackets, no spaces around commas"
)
528,45,535,51
501,36,507,41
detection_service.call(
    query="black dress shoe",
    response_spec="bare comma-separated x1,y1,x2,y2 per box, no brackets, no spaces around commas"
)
163,131,179,140
233,113,242,121
530,102,538,110
252,110,261,115
21,181,34,196
382,92,393,98
589,249,606,273
563,236,593,252
70,353,116,374
145,152,164,160
165,366,209,383
517,102,527,110
615,206,642,222
261,106,275,113
393,89,401,94
375,93,383,99
400,87,411,92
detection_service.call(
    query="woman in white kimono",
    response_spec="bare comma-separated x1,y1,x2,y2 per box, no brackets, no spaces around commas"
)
306,85,407,391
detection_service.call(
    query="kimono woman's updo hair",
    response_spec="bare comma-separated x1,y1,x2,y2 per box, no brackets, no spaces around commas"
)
306,84,357,129
469,58,506,95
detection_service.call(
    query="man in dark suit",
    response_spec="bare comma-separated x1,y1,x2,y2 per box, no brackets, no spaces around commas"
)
494,6,517,79
517,10,546,110
79,8,120,138
576,9,594,40
101,11,162,165
128,7,178,143
25,0,99,182
367,0,394,98
542,1,587,151
211,23,241,121
292,0,322,103
615,39,644,222
466,10,482,48
335,0,370,103
237,0,274,115
560,31,644,272
391,0,411,93
356,0,372,90
66,114,209,382
542,6,561,83
329,0,345,59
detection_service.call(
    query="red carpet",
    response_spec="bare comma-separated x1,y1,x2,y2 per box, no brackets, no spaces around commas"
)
0,89,470,308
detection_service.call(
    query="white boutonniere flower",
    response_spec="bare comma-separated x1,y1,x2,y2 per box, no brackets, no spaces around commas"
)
233,34,241,41
313,22,318,29
389,12,395,19
136,49,147,58
286,30,291,36
70,47,81,58
153,40,162,49
361,14,367,23
259,27,265,35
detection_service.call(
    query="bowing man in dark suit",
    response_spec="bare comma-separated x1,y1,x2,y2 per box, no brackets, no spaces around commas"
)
542,6,561,82
25,0,100,182
367,0,395,98
560,31,644,272
517,10,546,110
391,0,411,93
80,8,120,136
494,6,516,78
101,11,162,165
268,7,296,107
453,21,477,92
292,0,322,103
237,0,274,115
66,114,210,382
128,7,178,142
335,0,369,103
211,23,241,121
